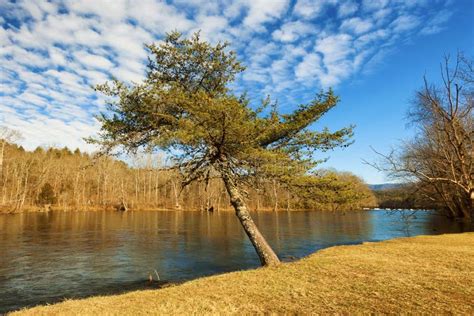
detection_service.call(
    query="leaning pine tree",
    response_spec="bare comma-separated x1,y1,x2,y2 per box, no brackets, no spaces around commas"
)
91,32,353,266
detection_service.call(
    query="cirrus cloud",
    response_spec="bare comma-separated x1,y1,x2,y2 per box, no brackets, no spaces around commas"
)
0,0,455,152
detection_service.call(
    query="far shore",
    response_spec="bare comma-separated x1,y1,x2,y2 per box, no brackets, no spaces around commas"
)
0,205,383,214
11,232,474,315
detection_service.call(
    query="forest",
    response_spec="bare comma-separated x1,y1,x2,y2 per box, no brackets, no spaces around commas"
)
0,140,376,213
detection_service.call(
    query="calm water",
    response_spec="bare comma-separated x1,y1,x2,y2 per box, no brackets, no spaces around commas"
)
0,210,471,313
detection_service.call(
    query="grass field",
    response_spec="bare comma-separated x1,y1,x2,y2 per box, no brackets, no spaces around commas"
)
11,233,474,315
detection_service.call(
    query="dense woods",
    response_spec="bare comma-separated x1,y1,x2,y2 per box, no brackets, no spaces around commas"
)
0,141,376,214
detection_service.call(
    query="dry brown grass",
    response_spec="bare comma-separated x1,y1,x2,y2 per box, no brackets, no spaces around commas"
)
11,233,474,315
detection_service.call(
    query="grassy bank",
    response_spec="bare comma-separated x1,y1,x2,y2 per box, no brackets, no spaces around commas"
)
12,233,474,315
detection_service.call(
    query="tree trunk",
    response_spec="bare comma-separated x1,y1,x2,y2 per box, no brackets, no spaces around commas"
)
272,179,278,212
221,172,280,266
172,180,181,209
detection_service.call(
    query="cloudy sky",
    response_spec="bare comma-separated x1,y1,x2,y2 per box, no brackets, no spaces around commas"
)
1,0,473,183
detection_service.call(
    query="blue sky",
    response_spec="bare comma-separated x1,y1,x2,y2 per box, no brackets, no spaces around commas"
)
1,0,473,183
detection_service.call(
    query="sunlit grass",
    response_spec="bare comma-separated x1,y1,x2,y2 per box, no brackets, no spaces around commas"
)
12,233,474,315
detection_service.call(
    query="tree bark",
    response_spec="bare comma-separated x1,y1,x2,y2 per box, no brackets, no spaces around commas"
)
221,172,280,266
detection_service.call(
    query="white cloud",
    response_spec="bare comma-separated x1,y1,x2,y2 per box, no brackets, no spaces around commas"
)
45,70,85,88
17,91,49,107
295,53,323,82
74,29,102,45
48,47,68,66
293,32,359,88
272,21,316,42
340,17,373,34
110,67,145,83
420,10,453,35
73,51,114,71
66,0,128,22
40,14,96,45
0,84,19,95
293,0,336,19
338,1,359,17
362,0,388,11
2,45,50,68
20,1,44,21
243,0,289,29
315,33,354,86
242,67,268,83
128,0,193,34
244,39,280,65
316,33,354,65
0,27,10,45
355,29,389,49
100,24,152,60
391,15,420,33
397,0,429,8
0,108,100,151
372,8,392,25
191,15,229,43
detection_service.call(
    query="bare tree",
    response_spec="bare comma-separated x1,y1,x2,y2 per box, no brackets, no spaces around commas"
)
0,127,21,206
371,54,473,220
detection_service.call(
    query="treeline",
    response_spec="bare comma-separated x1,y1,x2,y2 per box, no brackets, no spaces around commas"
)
373,184,437,210
0,141,376,213
374,182,471,214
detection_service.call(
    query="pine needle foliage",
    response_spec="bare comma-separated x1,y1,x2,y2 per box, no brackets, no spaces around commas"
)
90,31,353,188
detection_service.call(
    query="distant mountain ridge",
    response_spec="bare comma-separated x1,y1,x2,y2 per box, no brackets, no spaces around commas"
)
369,183,405,191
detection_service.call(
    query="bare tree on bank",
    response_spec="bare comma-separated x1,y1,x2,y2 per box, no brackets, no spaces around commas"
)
371,54,473,221
0,127,21,206
89,32,353,266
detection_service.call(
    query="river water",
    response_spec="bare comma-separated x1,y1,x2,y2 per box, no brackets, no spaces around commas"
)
0,210,471,313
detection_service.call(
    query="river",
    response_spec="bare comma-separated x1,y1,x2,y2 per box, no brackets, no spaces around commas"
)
0,209,471,313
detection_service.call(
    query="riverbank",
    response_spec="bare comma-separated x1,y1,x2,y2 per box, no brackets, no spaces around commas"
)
0,205,375,214
11,233,474,315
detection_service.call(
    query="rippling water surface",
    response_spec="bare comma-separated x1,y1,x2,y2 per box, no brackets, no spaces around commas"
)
0,210,471,313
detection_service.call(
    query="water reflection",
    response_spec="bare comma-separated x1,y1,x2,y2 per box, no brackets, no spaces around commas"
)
0,210,471,313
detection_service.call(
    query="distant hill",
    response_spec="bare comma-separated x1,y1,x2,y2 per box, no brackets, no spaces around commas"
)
369,183,405,191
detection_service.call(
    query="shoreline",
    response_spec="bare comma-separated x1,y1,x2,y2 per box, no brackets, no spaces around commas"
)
10,232,474,315
0,206,379,214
